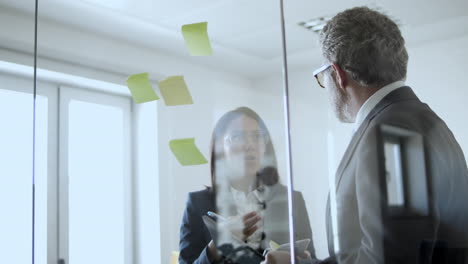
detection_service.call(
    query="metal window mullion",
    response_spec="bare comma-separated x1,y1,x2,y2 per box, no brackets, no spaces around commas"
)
58,86,70,264
45,84,60,264
124,100,135,264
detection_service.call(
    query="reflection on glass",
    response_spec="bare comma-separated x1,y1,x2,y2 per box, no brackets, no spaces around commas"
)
68,100,125,264
0,89,47,264
179,107,317,264
384,139,404,206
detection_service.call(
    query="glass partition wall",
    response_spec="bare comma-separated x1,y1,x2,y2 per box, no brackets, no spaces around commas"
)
0,0,467,263
35,0,295,264
0,1,43,263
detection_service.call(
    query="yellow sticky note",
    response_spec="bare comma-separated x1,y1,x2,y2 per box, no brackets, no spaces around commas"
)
169,138,208,166
158,76,193,106
170,251,179,264
270,240,280,250
126,73,160,103
181,22,213,56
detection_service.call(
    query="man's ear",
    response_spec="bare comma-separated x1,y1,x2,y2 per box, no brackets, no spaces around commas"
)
331,63,347,91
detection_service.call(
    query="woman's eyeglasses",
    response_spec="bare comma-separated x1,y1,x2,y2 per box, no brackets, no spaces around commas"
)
224,131,269,145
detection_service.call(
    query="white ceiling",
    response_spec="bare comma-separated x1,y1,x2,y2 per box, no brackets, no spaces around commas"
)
1,0,468,78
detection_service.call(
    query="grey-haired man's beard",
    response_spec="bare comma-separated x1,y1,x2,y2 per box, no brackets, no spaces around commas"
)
331,86,353,123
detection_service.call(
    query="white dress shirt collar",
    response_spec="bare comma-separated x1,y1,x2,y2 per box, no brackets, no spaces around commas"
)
230,186,265,206
229,186,265,248
354,80,406,130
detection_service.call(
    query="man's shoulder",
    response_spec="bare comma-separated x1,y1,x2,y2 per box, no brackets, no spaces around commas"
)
353,94,438,154
367,92,440,132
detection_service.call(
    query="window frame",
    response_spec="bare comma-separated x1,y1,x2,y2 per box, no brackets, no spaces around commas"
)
0,71,58,264
58,85,134,264
0,59,157,264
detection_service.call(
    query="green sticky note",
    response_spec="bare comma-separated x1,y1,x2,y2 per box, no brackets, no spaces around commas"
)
181,22,213,56
169,138,208,166
158,76,194,106
126,73,160,103
269,240,280,251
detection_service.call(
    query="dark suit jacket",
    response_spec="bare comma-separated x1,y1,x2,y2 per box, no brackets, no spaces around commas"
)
179,184,317,264
326,87,468,263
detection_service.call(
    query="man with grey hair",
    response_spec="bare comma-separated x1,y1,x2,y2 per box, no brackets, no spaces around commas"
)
264,6,468,264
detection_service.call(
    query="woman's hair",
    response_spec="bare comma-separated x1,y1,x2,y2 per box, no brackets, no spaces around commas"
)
209,107,278,193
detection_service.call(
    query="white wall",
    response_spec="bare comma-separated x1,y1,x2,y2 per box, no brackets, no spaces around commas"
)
0,8,246,92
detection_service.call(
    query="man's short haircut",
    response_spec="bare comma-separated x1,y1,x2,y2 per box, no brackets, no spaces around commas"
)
319,7,408,87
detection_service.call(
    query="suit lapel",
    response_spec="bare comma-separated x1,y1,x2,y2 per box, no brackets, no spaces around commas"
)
334,86,418,191
335,120,370,190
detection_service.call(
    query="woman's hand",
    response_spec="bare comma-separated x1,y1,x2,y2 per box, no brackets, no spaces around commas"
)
262,251,291,264
207,240,221,262
225,211,262,242
240,211,262,241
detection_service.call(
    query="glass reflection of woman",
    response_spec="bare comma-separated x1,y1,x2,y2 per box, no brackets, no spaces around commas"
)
179,107,317,264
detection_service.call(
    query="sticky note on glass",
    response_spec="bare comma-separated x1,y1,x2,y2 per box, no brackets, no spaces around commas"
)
181,22,213,56
269,240,280,250
170,251,179,264
158,76,193,106
126,73,160,103
169,138,208,166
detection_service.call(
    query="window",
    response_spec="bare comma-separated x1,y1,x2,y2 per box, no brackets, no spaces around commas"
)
380,124,428,216
58,86,133,264
384,137,405,206
0,70,135,264
0,73,48,264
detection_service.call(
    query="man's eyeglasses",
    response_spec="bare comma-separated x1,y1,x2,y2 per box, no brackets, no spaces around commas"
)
313,63,332,88
224,131,269,145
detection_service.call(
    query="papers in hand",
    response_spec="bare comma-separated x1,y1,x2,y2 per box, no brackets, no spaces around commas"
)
269,240,281,250
266,239,311,253
202,215,246,248
204,213,311,255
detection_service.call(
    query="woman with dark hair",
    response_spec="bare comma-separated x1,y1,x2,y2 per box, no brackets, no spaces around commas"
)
179,107,317,264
